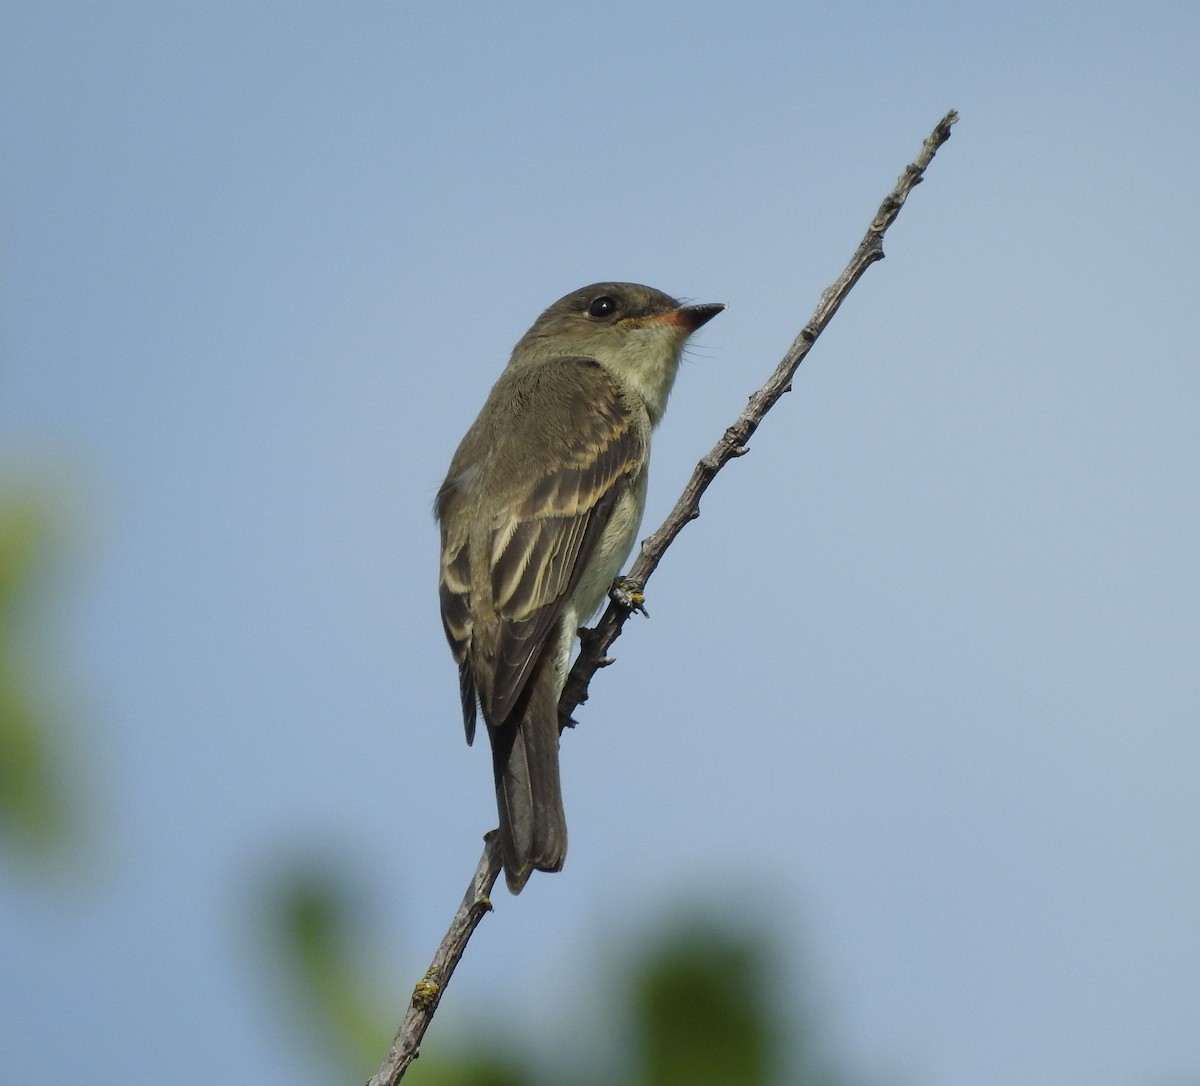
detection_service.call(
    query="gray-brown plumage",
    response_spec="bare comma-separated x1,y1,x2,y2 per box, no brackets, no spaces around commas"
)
436,282,723,892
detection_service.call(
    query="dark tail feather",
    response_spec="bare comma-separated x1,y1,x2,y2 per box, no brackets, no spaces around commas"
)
489,673,567,894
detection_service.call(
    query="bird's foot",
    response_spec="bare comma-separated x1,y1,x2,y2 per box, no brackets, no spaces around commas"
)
609,576,648,617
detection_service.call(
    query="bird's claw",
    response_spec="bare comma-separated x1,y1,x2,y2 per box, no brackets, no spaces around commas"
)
609,576,648,617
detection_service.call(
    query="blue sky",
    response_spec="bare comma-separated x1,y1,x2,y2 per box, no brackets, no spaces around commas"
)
2,3,1198,1084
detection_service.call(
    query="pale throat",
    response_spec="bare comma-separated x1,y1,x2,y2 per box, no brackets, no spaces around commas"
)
610,329,684,426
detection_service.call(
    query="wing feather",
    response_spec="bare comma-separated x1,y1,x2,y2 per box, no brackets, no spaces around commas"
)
436,357,646,734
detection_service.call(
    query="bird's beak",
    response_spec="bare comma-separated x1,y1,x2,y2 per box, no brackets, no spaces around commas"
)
643,301,724,331
657,302,726,333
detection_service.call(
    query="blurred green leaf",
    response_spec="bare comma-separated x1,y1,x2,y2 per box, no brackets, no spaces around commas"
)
404,1055,529,1086
0,492,70,854
264,863,394,1075
631,920,777,1086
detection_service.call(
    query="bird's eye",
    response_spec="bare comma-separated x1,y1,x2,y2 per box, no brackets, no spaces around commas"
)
588,296,618,319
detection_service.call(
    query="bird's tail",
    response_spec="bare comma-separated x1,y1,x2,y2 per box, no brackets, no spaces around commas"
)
489,668,567,894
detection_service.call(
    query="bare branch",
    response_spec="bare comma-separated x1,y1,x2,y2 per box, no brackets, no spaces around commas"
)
367,833,502,1085
561,108,959,717
370,108,958,1085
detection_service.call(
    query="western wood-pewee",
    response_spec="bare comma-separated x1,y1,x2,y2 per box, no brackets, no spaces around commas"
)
436,282,724,893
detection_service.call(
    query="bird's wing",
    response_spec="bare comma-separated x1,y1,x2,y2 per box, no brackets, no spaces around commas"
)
437,357,646,738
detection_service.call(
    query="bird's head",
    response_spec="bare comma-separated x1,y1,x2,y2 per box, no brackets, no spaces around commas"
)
509,282,725,424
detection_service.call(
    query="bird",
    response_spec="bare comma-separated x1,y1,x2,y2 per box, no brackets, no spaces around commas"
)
435,282,724,893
